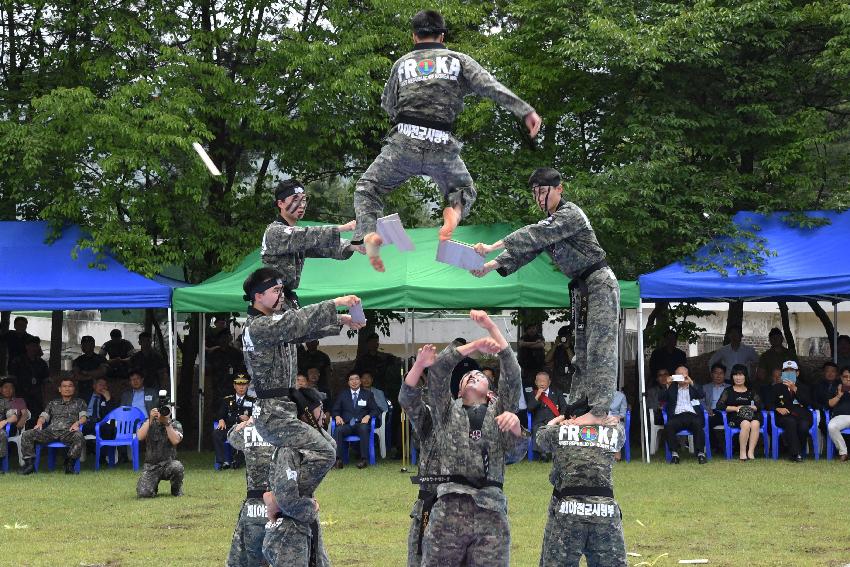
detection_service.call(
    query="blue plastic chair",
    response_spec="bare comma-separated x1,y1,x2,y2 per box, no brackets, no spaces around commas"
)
213,420,234,470
526,411,534,461
330,417,376,465
721,410,769,459
411,444,417,465
661,408,711,462
95,406,146,471
1,423,11,472
824,411,850,460
623,410,631,462
35,437,82,473
770,408,819,460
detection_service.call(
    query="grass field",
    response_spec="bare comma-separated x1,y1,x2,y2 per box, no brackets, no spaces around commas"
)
3,451,850,567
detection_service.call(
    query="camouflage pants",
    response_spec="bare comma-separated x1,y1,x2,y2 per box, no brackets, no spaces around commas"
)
226,498,267,567
263,515,330,567
252,398,336,498
539,497,626,567
136,460,184,497
21,428,84,460
353,130,476,241
569,267,620,417
421,494,509,567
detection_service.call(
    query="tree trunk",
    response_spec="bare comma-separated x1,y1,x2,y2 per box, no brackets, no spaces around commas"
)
778,302,796,358
723,301,744,344
0,310,9,371
808,301,835,358
49,310,64,375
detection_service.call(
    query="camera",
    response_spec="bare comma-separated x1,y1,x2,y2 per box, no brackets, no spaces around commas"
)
158,389,172,417
671,374,685,382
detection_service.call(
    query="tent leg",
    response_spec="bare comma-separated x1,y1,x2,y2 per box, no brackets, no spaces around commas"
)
618,309,626,389
198,319,206,453
404,308,410,372
834,302,839,364
167,308,177,420
637,303,650,463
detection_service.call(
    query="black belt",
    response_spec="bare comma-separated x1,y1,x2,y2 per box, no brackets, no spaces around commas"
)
416,490,438,555
247,489,266,499
412,474,503,491
255,388,291,400
571,259,609,285
553,486,614,499
395,113,454,133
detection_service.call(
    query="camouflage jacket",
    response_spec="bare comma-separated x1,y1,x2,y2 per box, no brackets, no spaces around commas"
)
228,423,274,492
536,421,624,517
144,419,183,465
426,345,526,513
261,220,353,291
40,398,87,431
382,42,534,131
495,200,609,280
242,302,341,395
0,398,16,421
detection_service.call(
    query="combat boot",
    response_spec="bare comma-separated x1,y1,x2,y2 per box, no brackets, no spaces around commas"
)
19,458,35,475
171,480,183,497
64,458,78,474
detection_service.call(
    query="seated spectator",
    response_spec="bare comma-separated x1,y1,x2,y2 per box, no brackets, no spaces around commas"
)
716,364,763,460
136,404,184,497
130,332,168,389
608,389,628,461
645,368,671,424
826,366,850,462
120,370,160,416
331,372,379,469
295,373,309,389
525,371,563,461
756,327,796,386
1,378,29,428
83,377,118,440
361,371,389,414
72,335,108,401
767,360,813,462
814,362,840,411
708,326,758,382
704,362,728,451
19,378,87,475
661,365,707,464
100,329,135,382
544,324,574,393
449,338,480,398
7,335,49,422
0,386,20,466
298,339,332,391
213,374,254,470
649,329,687,382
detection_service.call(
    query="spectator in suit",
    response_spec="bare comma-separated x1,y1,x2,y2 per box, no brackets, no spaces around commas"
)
645,368,671,424
213,373,255,470
525,371,563,461
814,362,840,410
121,370,160,417
649,329,687,383
72,335,109,401
826,366,850,462
716,364,763,460
704,362,729,452
100,329,135,382
450,338,481,398
130,332,168,389
662,365,708,464
83,377,119,439
361,371,388,413
767,360,813,462
331,372,380,469
8,335,49,423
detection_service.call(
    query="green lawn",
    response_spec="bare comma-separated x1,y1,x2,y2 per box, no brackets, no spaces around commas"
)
3,452,850,566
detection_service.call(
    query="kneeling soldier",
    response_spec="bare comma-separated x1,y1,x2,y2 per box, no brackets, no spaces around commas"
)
136,404,184,497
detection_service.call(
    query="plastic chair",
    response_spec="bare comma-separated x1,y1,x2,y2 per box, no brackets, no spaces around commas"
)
648,410,667,455
721,410,769,459
34,438,82,473
661,408,711,462
213,420,234,470
824,411,850,460
7,414,28,466
95,406,146,471
374,408,390,459
526,411,534,461
330,416,376,465
770,408,819,460
623,410,631,462
411,444,417,465
1,423,11,472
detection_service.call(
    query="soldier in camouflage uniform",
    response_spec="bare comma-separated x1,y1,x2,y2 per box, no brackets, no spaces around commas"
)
473,168,620,426
0,394,20,466
241,268,363,507
535,410,627,567
418,311,528,567
136,406,184,497
353,9,541,272
262,178,360,295
263,387,333,567
19,378,87,475
226,417,275,567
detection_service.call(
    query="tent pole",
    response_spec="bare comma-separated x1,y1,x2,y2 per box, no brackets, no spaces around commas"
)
404,308,410,372
618,309,626,388
198,318,206,452
167,308,177,420
834,302,839,364
637,303,650,463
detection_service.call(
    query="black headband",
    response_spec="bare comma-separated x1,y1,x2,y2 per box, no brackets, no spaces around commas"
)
244,277,282,301
275,184,305,202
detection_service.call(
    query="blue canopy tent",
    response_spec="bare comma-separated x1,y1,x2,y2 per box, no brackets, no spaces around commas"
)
0,221,180,415
635,211,850,461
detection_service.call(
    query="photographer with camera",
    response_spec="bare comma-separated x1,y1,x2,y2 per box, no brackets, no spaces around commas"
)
826,367,850,462
545,325,574,393
661,365,708,464
136,391,184,497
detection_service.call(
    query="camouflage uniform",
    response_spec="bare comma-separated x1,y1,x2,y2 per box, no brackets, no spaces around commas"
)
226,423,275,567
263,445,333,567
353,42,535,242
495,200,620,418
419,346,527,567
21,397,87,460
242,301,341,502
0,398,16,459
535,421,626,566
136,419,184,497
261,221,353,292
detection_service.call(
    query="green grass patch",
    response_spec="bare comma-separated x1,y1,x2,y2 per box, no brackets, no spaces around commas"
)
3,452,850,566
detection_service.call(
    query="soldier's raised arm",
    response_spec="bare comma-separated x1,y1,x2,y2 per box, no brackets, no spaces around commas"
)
262,223,353,260
399,345,436,439
247,296,362,347
381,60,402,119
458,53,535,121
494,209,585,276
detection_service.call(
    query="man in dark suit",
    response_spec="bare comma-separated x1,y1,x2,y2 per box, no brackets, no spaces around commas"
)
212,373,255,469
661,364,708,464
331,371,380,469
120,369,160,416
525,370,564,460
